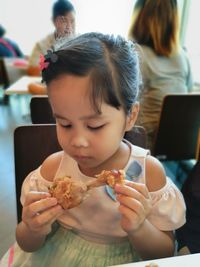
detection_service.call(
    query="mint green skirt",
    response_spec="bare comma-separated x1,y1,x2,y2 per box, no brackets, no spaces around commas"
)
10,226,140,267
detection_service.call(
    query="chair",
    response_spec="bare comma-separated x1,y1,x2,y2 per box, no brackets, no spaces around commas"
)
14,124,146,222
30,95,55,124
124,126,146,149
196,128,200,161
14,124,61,222
0,57,10,104
152,94,200,161
0,57,9,88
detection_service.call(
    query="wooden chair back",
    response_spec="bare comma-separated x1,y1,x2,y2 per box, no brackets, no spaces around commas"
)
14,124,61,222
30,96,55,124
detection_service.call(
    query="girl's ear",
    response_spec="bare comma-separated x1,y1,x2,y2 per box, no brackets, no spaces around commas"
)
125,102,140,131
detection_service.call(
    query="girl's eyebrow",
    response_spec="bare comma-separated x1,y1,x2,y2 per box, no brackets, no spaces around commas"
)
54,113,104,120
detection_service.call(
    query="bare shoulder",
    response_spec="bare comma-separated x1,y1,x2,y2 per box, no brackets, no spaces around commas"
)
145,155,166,192
40,151,63,182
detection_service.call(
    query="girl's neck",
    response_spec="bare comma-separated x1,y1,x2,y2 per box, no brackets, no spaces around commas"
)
79,140,131,177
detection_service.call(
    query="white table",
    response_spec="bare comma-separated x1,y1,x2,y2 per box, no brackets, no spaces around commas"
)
5,75,41,95
110,253,200,267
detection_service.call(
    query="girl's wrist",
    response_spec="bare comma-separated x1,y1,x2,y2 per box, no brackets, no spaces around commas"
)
126,219,148,238
21,221,47,239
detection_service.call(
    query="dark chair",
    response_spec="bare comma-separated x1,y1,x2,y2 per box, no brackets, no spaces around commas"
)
124,126,147,149
0,57,9,88
196,129,200,161
14,124,146,222
30,96,55,124
0,57,10,104
14,124,61,222
152,94,200,161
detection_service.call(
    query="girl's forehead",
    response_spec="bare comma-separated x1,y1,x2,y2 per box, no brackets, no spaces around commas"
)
48,74,92,93
48,73,117,116
48,75,124,119
48,74,96,106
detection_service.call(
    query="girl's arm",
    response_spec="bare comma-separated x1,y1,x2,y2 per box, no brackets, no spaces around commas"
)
127,220,174,260
115,155,176,260
16,152,63,252
16,192,63,252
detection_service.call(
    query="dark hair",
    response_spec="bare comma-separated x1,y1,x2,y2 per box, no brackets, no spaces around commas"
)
52,0,75,20
128,0,179,56
42,32,140,115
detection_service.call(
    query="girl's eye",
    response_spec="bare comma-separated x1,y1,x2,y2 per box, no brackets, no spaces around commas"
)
56,119,71,128
59,123,72,129
87,125,104,131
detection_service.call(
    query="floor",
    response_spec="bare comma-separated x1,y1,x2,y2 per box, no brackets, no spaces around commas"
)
0,92,31,259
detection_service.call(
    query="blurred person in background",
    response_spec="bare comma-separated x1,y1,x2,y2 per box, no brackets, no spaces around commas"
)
28,0,76,76
0,24,25,104
0,24,24,57
128,0,193,151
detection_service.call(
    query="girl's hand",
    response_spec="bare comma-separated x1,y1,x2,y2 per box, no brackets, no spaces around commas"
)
115,181,152,234
22,191,63,236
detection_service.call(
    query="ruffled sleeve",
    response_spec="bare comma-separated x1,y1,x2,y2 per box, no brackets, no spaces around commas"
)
148,177,186,231
20,166,53,205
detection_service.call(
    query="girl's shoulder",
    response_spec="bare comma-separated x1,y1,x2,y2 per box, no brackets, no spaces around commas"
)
129,144,166,192
40,151,64,182
145,155,166,192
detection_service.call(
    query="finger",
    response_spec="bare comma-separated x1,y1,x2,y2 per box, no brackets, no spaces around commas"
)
115,184,146,207
125,181,150,198
115,181,150,199
25,197,58,217
117,195,145,215
115,183,151,214
118,204,144,233
119,203,136,217
30,205,63,228
24,191,51,206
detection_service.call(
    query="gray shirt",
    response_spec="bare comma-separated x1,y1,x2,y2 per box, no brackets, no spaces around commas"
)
137,45,193,148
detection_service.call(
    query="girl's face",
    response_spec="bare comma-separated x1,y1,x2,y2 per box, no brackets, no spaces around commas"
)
48,74,136,176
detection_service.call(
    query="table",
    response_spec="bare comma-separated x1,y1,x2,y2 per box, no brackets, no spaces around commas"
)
5,75,41,95
110,253,200,267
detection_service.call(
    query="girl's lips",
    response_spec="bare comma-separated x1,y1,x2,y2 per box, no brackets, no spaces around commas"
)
73,155,91,160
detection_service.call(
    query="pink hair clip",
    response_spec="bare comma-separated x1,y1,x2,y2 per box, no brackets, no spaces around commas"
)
39,54,49,71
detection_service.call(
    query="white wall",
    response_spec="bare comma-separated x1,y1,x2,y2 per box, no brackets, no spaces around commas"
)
0,0,134,56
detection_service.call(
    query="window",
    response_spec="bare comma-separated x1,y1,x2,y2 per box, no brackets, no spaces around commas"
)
183,1,200,86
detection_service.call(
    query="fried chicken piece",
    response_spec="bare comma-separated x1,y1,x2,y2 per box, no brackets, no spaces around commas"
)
87,169,125,189
49,177,87,209
49,170,125,209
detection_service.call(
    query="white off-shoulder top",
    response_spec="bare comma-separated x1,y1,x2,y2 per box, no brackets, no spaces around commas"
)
20,142,186,243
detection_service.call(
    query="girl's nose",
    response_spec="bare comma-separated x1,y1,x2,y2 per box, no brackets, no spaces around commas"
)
71,134,89,148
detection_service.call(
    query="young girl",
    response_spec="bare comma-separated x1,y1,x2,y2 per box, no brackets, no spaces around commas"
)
12,32,185,266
